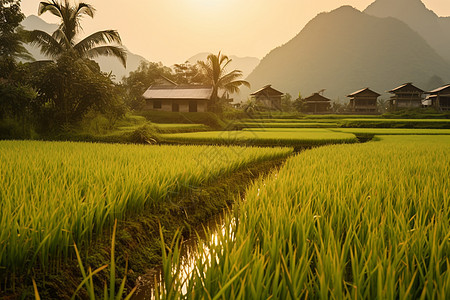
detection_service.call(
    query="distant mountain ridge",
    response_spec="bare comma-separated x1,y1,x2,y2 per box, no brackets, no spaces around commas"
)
187,52,260,79
21,15,148,81
364,0,450,63
244,5,450,102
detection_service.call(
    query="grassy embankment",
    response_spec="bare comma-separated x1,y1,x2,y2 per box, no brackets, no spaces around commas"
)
243,127,450,135
157,135,450,299
0,140,291,298
161,129,358,148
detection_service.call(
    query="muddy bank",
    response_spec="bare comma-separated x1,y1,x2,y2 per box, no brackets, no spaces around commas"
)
2,157,288,299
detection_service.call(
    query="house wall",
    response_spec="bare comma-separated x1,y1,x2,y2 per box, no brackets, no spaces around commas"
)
350,96,378,113
145,100,207,112
254,96,282,110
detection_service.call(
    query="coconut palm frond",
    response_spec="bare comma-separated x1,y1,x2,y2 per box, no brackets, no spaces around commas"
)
75,2,95,18
51,28,72,49
223,80,251,94
29,30,63,59
197,60,214,83
85,46,127,68
219,70,244,86
74,30,122,55
38,1,62,18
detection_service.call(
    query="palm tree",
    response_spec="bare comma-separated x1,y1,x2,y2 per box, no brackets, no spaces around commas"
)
197,52,250,111
29,0,126,67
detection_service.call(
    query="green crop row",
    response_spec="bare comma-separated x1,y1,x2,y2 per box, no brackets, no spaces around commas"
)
158,135,450,299
243,127,450,135
0,141,291,274
234,122,338,128
340,118,450,129
161,129,358,147
332,128,450,135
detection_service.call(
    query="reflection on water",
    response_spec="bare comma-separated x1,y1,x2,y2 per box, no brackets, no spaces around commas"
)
132,211,236,299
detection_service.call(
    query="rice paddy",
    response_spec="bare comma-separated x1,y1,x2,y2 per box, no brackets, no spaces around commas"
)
244,127,450,135
162,129,358,147
0,140,291,274
158,135,450,299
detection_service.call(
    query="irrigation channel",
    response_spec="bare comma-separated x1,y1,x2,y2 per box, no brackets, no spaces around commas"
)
132,211,235,299
131,141,373,299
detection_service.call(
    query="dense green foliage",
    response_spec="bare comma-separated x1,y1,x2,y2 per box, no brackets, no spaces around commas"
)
158,135,450,299
0,141,291,275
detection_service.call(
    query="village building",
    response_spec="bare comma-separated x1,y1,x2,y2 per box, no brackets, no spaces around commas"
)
143,77,213,112
388,83,424,110
424,84,450,111
347,88,380,113
250,85,284,110
301,92,331,113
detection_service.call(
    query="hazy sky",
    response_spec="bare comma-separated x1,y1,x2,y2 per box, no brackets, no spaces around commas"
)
20,0,450,65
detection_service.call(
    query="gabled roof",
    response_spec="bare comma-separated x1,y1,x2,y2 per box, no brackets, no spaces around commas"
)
427,84,450,94
347,88,381,97
303,93,331,103
250,85,284,96
143,85,213,100
388,83,424,94
152,75,178,86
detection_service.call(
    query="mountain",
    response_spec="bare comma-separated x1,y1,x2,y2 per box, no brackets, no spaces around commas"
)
21,15,147,81
187,52,260,79
244,6,450,101
365,0,450,63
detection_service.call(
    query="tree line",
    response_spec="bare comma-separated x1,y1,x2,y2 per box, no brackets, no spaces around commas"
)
0,0,250,139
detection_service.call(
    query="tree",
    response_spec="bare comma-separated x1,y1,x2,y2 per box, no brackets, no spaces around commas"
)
29,0,126,66
172,61,207,84
197,52,250,112
31,54,117,128
0,0,36,137
0,0,33,75
281,93,294,111
122,61,173,110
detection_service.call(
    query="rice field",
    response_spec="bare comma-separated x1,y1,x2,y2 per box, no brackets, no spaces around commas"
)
0,140,291,274
162,129,358,147
341,118,450,128
158,135,450,299
332,128,450,135
118,123,209,133
235,122,338,128
244,127,450,135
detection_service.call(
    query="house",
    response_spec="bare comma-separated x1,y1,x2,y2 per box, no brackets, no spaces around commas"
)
143,77,213,112
347,88,380,113
424,84,450,111
388,83,424,110
301,92,331,114
250,85,283,110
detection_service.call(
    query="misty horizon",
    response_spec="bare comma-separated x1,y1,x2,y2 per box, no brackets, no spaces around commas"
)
20,0,450,66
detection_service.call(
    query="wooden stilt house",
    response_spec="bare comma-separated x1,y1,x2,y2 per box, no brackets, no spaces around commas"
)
388,83,424,110
250,85,284,110
301,93,331,114
424,84,450,111
347,88,380,113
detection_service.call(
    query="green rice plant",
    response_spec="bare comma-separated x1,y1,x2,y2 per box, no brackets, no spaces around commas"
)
234,122,338,128
158,135,450,299
331,128,450,135
0,141,291,276
33,220,136,300
162,129,358,147
340,118,450,129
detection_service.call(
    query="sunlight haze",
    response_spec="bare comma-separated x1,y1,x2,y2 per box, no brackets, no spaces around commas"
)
20,0,450,65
